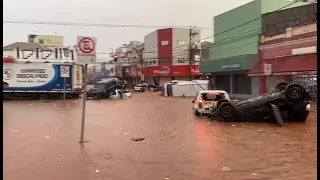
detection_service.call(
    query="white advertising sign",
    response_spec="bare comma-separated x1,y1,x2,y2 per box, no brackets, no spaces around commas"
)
264,64,272,76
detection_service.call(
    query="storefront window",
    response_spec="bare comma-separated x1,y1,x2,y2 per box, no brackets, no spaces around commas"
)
216,75,230,93
232,74,252,94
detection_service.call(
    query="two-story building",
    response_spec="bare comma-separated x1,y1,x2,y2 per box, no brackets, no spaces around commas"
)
248,3,317,94
199,0,312,98
143,28,201,86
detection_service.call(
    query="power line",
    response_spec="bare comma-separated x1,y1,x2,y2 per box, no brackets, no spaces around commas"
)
3,20,213,30
171,11,316,59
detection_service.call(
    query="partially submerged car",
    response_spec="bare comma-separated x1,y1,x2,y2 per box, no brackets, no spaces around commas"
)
110,89,132,99
87,78,121,99
192,90,231,116
208,83,311,126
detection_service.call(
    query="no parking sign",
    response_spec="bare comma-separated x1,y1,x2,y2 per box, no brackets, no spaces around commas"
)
60,66,70,78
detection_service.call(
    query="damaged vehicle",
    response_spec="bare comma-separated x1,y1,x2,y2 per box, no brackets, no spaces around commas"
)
208,82,311,126
87,78,121,99
110,89,132,99
192,90,231,116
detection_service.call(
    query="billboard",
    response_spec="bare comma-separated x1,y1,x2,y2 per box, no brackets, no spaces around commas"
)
3,63,73,91
27,34,64,46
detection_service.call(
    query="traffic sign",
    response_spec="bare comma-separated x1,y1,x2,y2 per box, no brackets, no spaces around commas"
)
77,36,97,64
60,66,70,78
264,64,272,75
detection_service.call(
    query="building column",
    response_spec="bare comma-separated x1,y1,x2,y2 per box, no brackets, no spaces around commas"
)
259,76,266,95
230,74,233,94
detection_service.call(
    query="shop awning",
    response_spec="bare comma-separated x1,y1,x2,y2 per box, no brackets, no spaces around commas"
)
248,54,317,76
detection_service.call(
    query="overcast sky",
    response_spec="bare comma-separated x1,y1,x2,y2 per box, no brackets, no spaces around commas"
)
4,0,253,59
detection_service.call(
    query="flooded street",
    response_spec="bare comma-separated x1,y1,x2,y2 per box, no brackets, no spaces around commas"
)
4,93,317,180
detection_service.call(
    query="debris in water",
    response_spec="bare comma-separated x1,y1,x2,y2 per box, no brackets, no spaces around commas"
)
74,101,77,103
54,129,58,131
221,166,231,172
95,170,99,173
232,124,235,127
53,104,56,107
131,137,145,141
257,130,262,132
297,134,299,135
252,173,258,176
68,132,72,134
70,118,73,120
29,104,32,106
164,177,170,180
206,123,210,125
125,133,130,135
45,136,51,139
119,128,124,130
12,129,20,132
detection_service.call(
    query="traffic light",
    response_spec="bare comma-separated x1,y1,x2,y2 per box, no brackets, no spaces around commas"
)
113,54,118,62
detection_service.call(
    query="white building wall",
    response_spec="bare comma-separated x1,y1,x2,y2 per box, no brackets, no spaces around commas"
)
143,30,158,66
3,49,75,63
172,28,201,65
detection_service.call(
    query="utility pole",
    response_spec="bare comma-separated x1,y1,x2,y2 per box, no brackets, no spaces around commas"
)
189,27,198,81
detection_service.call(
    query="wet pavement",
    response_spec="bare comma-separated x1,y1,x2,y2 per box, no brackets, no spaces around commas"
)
4,93,317,180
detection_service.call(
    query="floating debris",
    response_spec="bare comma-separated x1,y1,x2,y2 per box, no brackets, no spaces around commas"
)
68,132,73,134
131,137,145,141
53,104,56,107
206,123,210,125
45,136,51,139
164,177,170,180
257,130,262,132
95,170,99,173
54,129,58,131
74,101,77,103
125,133,130,135
221,166,231,172
232,125,235,127
252,173,258,176
29,104,32,106
12,129,20,132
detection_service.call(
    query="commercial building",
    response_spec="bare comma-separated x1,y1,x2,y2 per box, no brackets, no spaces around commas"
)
114,41,143,88
248,3,317,94
143,28,201,86
200,0,312,98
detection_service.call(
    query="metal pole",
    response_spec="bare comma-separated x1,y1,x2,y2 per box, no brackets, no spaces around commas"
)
63,77,66,101
189,28,193,81
79,63,88,143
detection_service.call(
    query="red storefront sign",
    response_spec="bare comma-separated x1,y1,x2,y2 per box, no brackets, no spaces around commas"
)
145,65,201,76
129,67,142,77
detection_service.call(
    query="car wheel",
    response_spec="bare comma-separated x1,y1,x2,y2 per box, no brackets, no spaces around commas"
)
39,94,50,100
194,110,200,116
218,102,235,118
217,99,230,108
275,82,288,92
284,83,306,102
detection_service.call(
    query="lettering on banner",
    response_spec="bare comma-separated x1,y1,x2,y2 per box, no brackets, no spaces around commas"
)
154,66,171,75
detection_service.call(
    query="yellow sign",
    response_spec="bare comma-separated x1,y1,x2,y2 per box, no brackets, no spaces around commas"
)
27,34,64,46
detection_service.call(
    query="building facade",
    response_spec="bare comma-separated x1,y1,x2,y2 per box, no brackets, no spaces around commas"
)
114,41,143,88
200,0,312,98
143,28,201,86
248,3,317,94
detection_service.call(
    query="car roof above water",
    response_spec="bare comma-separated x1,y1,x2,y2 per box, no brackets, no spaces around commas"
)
199,90,227,94
96,78,119,84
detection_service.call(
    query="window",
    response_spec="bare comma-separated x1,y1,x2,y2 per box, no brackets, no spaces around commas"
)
159,58,169,64
232,74,252,94
178,40,185,45
178,58,186,63
161,40,169,46
153,60,156,64
288,16,300,27
216,75,231,93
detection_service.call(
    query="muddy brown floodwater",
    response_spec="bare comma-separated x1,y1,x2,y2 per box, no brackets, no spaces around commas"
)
3,93,317,180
